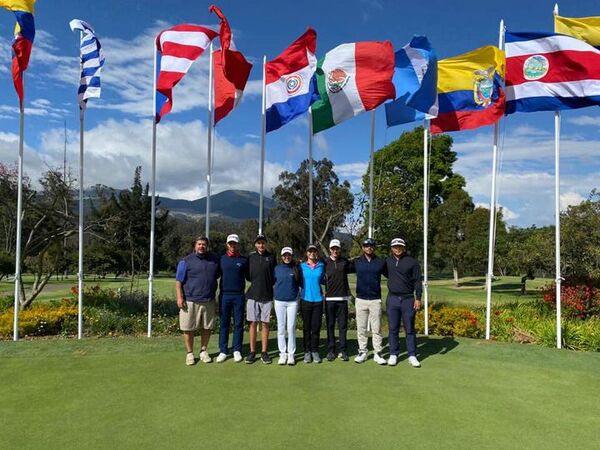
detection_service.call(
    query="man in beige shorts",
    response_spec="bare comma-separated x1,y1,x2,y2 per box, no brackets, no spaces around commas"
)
175,236,221,365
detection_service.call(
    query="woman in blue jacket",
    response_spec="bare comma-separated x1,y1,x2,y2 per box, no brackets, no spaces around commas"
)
299,244,326,363
273,246,301,366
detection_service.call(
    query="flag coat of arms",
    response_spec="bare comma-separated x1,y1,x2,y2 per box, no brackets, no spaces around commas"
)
155,24,217,123
505,32,600,114
0,0,35,104
385,35,438,127
311,41,396,134
555,15,600,48
265,28,318,133
210,5,253,125
430,45,505,134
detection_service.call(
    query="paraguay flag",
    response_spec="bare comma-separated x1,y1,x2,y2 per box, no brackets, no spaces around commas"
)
505,32,600,114
385,35,438,127
0,0,36,104
265,28,318,133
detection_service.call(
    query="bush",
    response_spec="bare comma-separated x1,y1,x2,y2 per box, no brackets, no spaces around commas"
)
415,305,484,338
0,295,13,311
0,301,78,338
541,277,600,319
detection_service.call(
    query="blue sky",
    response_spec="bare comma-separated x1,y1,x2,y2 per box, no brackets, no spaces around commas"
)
0,0,598,227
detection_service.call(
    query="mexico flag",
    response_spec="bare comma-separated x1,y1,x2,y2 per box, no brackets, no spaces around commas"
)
311,41,395,133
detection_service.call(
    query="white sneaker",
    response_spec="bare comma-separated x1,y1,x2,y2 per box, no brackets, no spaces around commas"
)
185,352,195,366
233,351,243,363
287,354,295,365
388,355,398,366
374,353,387,365
199,350,212,363
354,351,368,364
278,354,287,365
408,356,421,367
312,352,321,363
216,352,227,363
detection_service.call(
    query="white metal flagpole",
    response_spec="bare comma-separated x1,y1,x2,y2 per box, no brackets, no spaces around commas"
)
485,19,505,340
308,109,314,243
77,107,85,339
368,110,375,239
554,111,562,349
205,42,214,239
12,100,25,341
147,40,158,338
423,120,430,336
259,55,267,234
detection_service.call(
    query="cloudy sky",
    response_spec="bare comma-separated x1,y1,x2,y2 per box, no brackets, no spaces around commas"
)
0,0,598,227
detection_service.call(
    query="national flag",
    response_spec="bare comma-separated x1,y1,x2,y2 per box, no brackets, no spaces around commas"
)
385,35,438,127
430,45,505,134
0,0,35,104
209,5,253,124
505,32,600,114
69,19,104,110
311,41,395,134
555,15,600,48
265,28,318,133
154,24,217,123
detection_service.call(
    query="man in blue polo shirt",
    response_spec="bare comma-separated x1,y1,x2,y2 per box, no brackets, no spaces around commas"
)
216,234,248,363
176,236,220,366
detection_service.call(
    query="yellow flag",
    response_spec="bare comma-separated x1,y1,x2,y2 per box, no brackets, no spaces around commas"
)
555,15,600,47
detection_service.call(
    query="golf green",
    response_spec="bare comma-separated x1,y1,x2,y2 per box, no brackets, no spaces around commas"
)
1,335,598,449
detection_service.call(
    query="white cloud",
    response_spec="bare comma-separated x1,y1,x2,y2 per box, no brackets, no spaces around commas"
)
560,191,585,210
567,115,600,127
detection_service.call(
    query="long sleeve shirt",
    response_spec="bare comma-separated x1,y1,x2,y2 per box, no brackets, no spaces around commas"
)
383,254,422,300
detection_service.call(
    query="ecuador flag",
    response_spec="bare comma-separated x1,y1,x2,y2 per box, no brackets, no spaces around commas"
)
431,45,505,134
555,15,600,48
0,0,36,104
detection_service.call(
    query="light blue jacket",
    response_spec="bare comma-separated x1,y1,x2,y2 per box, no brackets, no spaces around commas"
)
299,261,325,302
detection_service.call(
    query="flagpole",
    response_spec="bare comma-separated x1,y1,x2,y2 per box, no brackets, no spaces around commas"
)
205,43,214,239
12,100,25,342
308,109,313,243
77,107,84,339
554,111,562,349
485,19,505,340
423,120,430,336
148,39,158,338
259,55,266,234
368,110,375,239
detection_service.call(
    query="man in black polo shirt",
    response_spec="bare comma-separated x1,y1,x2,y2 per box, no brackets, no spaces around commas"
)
384,237,422,368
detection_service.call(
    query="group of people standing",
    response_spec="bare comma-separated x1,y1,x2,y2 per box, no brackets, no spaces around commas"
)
175,233,423,368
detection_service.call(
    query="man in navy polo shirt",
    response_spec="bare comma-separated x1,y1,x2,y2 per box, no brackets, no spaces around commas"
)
216,234,248,363
176,236,221,366
384,237,422,368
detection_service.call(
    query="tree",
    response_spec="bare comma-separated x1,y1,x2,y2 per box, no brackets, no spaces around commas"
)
363,127,465,259
430,189,474,285
268,158,354,254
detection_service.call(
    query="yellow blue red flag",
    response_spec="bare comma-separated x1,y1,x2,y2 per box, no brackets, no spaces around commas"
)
0,0,36,104
555,15,600,48
431,45,505,134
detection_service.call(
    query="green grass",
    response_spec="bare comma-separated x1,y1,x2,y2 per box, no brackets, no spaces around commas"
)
1,274,549,307
1,334,598,449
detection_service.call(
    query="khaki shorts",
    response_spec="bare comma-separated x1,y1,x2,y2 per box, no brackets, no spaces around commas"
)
179,300,216,331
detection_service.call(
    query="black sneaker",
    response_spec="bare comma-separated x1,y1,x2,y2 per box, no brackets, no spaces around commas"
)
261,352,272,364
339,351,349,361
245,352,256,364
326,351,336,361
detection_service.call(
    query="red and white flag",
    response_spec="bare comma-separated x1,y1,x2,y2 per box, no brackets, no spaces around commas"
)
209,5,253,124
155,24,217,122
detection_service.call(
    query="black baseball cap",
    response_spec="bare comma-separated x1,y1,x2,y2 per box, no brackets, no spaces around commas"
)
254,234,267,243
306,243,318,251
362,238,376,246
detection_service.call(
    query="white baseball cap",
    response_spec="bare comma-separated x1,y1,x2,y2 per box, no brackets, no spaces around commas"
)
329,239,341,248
226,234,240,243
281,247,293,256
390,237,406,247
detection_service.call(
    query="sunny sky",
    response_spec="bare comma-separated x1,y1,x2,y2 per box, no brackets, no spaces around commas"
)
0,0,598,227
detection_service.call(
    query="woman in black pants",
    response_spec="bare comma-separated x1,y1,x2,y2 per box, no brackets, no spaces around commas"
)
299,244,326,363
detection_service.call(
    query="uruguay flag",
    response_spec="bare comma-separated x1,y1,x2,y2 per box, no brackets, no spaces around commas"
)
385,35,438,127
265,28,318,133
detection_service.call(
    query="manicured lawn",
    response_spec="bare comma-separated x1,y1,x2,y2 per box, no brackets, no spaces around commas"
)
1,275,549,307
1,335,598,449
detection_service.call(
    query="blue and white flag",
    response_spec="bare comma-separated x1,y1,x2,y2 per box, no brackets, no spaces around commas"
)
385,35,438,127
69,19,104,110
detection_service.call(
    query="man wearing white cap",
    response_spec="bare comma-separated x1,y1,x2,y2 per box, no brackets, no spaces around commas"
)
384,237,422,368
216,234,248,363
324,238,355,362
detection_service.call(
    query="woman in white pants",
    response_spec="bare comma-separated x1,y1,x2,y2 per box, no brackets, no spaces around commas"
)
273,247,301,365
